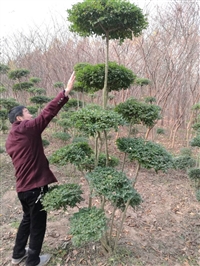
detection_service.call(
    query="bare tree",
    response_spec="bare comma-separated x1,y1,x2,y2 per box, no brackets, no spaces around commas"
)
1,1,199,148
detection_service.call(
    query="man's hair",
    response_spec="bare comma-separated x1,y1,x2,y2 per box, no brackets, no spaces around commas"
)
8,105,26,124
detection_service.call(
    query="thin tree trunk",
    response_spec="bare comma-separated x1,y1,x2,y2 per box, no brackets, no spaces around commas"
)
114,199,130,251
132,163,140,188
171,121,182,148
104,130,109,166
145,127,152,140
109,203,117,244
103,34,109,109
95,132,100,167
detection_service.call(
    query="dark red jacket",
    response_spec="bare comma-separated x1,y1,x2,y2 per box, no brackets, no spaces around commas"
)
6,91,69,192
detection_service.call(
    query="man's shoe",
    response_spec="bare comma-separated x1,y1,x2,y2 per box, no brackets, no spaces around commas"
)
11,247,28,264
36,254,52,266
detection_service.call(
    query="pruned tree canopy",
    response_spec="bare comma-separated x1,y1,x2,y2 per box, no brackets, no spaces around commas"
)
67,0,148,41
74,61,136,93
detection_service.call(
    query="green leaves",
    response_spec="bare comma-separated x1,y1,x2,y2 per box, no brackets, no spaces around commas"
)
187,168,200,181
116,137,174,173
30,95,51,105
62,98,83,111
173,155,196,171
8,69,30,80
49,142,93,167
86,167,142,210
190,135,200,147
0,109,8,120
69,207,107,247
26,105,38,115
54,81,64,88
192,122,200,132
0,64,9,74
29,77,41,84
0,98,19,111
42,184,84,212
71,104,125,136
115,98,161,127
13,82,34,91
52,132,71,142
28,87,46,95
76,153,119,172
74,62,136,93
135,77,151,86
67,0,148,41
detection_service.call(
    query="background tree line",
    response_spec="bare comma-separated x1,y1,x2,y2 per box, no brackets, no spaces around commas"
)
0,0,199,147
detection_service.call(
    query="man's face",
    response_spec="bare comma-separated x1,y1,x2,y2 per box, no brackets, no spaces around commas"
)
16,108,33,121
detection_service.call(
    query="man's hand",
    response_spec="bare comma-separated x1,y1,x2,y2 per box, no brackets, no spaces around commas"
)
64,71,76,97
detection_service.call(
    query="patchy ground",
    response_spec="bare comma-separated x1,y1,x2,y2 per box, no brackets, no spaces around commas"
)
0,131,200,266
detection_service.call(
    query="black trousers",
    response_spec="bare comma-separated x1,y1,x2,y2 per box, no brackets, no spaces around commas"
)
12,186,48,266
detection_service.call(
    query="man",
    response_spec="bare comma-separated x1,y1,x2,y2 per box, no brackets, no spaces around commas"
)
6,72,75,266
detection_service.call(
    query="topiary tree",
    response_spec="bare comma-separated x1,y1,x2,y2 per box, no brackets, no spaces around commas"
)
28,87,46,96
30,95,51,111
12,82,34,92
0,63,10,74
116,137,174,186
190,115,200,168
44,166,142,253
0,63,9,96
187,168,200,190
67,0,148,108
52,132,71,143
49,140,94,206
186,114,200,200
145,96,156,104
45,97,173,255
49,141,94,171
173,155,196,171
74,61,136,96
54,81,64,89
0,98,20,133
196,189,200,202
0,109,9,133
115,98,161,170
71,104,124,167
69,207,107,248
8,69,30,80
191,135,200,148
29,77,41,84
135,77,151,87
0,98,19,111
56,112,74,134
62,98,83,111
186,103,200,146
26,105,38,117
135,77,151,99
115,97,161,138
156,128,165,135
86,167,141,252
173,147,196,172
42,183,84,212
8,68,33,103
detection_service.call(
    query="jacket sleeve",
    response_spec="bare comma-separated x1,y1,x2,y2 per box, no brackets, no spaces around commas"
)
22,91,69,133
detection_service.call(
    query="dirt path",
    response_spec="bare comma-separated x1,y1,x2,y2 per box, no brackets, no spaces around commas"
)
0,136,200,266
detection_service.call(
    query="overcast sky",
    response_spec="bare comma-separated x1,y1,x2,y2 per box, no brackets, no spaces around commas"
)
0,0,151,39
0,0,79,38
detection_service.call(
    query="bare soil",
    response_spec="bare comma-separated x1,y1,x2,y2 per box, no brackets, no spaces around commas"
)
0,131,200,266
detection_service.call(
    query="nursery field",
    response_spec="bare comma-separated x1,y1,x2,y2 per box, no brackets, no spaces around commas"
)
0,129,200,266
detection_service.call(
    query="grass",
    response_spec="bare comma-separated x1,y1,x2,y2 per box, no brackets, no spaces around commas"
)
41,243,139,266
10,221,20,229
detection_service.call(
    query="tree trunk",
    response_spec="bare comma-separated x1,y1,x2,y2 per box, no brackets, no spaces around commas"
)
103,33,109,109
